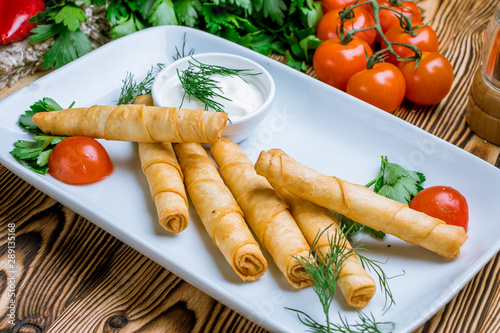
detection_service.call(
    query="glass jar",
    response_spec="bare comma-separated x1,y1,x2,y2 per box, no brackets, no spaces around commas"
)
466,5,500,145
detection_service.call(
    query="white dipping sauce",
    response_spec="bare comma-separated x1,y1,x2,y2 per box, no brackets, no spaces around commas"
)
154,72,265,121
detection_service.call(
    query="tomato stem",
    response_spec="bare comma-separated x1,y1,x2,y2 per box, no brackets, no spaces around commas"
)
338,0,423,69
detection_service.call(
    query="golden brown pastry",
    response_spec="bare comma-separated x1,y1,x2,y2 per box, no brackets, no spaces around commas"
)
275,186,376,308
254,149,468,259
32,104,228,143
174,142,267,281
210,137,312,289
132,95,189,233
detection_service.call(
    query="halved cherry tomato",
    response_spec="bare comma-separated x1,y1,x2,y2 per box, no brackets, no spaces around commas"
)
48,136,113,185
0,0,46,45
382,23,439,64
346,62,406,113
313,37,373,91
317,7,376,46
409,186,469,232
398,51,454,105
378,1,421,34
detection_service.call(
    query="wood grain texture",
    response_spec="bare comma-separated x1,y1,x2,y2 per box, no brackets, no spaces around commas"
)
0,165,265,333
1,0,499,332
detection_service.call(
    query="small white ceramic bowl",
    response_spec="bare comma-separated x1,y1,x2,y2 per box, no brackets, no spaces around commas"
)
151,52,275,144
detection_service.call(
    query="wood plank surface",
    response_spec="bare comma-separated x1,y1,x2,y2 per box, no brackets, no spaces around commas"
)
1,0,499,332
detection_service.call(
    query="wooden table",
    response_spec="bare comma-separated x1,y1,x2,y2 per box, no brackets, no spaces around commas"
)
1,0,499,331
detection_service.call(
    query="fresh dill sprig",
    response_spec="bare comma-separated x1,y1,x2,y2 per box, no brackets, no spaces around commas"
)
286,226,396,333
289,309,395,333
117,64,164,105
173,32,195,60
292,227,355,326
357,253,396,312
177,57,260,113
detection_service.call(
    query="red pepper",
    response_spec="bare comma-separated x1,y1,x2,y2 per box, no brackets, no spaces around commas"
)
0,0,46,45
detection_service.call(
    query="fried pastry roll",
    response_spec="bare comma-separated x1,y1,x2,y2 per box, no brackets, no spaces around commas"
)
132,95,189,233
275,186,376,308
32,104,228,143
254,149,468,259
210,138,312,289
174,142,267,281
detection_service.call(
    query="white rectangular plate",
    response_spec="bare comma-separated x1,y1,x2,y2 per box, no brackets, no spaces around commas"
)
1,26,499,333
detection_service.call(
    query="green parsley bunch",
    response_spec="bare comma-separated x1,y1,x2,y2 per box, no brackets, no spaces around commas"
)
29,0,322,71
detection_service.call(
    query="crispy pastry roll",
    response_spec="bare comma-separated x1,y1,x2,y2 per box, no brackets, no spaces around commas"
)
275,186,376,308
32,104,228,143
132,95,189,233
254,149,468,259
210,138,312,289
174,142,267,281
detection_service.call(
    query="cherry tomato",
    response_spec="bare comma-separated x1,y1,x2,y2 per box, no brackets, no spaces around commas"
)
378,1,421,34
409,186,469,232
0,0,46,45
317,7,376,46
382,23,439,64
319,0,372,14
48,136,113,185
346,62,406,113
398,51,454,105
313,37,374,91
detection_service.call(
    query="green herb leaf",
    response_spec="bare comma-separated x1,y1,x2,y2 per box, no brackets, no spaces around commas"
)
372,156,426,204
29,23,62,43
10,98,69,174
42,28,92,70
147,0,178,26
175,0,202,27
54,3,88,32
19,98,64,133
338,156,426,240
255,0,287,25
110,14,146,40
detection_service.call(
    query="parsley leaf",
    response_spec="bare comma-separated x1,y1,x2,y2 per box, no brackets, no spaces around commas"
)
29,2,92,70
10,98,68,174
371,156,426,204
54,3,88,31
29,0,323,73
175,0,202,27
147,0,178,26
338,156,426,240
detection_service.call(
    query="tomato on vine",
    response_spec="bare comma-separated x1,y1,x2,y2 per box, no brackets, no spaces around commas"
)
317,6,377,46
313,37,373,91
48,136,113,185
319,0,372,14
346,62,405,113
378,0,422,33
409,186,469,232
398,52,454,105
382,23,439,64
